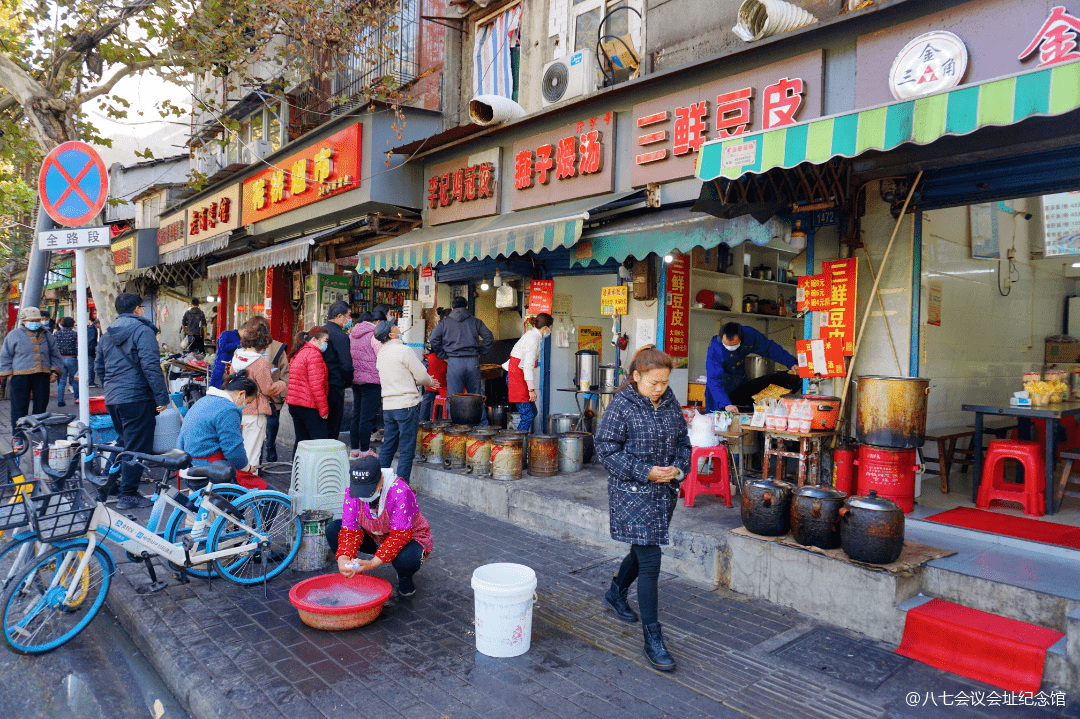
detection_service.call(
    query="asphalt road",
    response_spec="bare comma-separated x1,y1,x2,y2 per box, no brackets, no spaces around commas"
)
0,603,189,719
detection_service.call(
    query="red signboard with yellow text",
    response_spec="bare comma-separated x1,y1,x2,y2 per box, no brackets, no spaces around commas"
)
664,254,691,358
242,122,361,223
821,258,857,354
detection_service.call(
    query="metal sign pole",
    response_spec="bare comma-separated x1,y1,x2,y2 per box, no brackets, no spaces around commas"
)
75,249,90,427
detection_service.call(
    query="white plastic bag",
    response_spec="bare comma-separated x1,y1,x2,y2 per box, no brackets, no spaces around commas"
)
495,285,517,308
689,411,719,447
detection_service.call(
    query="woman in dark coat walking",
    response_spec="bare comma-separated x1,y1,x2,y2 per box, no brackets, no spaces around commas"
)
594,346,691,672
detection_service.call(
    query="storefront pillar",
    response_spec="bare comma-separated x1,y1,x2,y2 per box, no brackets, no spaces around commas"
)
803,227,816,394
656,258,668,352
216,278,228,336
910,211,923,378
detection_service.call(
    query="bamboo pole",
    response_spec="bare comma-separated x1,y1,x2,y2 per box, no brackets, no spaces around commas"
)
837,172,923,440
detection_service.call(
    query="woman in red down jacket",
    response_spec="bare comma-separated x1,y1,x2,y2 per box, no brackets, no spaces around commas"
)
287,326,330,453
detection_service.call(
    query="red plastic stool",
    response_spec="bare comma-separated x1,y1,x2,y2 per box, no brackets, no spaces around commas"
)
431,396,446,422
682,445,732,508
976,439,1045,516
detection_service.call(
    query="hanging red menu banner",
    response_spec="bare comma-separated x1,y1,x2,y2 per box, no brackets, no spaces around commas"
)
797,274,831,312
821,258,858,354
527,279,554,315
664,254,691,357
796,338,846,378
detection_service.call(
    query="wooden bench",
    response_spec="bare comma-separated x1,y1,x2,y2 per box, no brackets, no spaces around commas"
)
1055,450,1080,513
982,418,1019,437
923,426,976,494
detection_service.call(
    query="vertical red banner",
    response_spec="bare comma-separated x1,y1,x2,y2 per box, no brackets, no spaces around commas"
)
664,254,691,357
528,279,554,315
822,258,858,354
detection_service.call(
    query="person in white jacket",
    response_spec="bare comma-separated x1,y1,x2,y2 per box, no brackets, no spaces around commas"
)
374,320,439,485
502,313,553,431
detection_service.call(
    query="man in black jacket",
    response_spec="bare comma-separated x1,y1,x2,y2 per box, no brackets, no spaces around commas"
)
181,298,207,353
95,293,170,509
324,300,354,442
427,296,494,425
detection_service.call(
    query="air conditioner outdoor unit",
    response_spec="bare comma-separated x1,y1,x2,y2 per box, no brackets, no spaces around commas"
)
197,153,220,176
541,51,597,108
252,139,272,159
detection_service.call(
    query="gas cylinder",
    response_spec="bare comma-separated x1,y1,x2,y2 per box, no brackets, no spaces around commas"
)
833,445,856,495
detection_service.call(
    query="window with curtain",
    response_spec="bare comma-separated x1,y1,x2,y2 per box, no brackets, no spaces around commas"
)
474,4,522,101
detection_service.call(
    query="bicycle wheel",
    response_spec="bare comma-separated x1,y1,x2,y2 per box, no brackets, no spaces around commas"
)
1,540,114,654
0,533,45,597
208,492,300,585
161,484,249,579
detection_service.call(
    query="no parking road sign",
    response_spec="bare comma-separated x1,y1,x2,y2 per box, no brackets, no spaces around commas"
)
37,141,109,227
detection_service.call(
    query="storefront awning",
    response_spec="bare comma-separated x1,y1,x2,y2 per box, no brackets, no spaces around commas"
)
571,208,788,267
208,236,314,280
357,191,643,272
161,232,230,264
696,63,1080,182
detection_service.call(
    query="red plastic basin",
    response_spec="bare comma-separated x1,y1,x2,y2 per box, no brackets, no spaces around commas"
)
288,573,392,631
88,397,107,415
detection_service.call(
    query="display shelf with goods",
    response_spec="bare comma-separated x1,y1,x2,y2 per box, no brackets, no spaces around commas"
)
349,271,415,314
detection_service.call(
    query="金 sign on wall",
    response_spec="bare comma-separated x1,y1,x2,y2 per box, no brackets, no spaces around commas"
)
630,51,823,187
511,113,616,211
242,122,361,223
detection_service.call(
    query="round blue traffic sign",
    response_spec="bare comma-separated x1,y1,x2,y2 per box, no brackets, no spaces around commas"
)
37,141,109,227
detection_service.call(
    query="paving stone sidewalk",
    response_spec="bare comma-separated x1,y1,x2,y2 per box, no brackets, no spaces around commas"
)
97,493,1078,719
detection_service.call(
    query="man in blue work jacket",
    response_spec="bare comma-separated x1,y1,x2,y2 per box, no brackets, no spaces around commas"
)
705,322,801,412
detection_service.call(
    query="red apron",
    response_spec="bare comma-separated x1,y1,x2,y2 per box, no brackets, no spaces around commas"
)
198,451,267,491
507,357,532,404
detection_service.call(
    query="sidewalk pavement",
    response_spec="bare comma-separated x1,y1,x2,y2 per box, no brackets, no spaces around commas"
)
2,394,1078,719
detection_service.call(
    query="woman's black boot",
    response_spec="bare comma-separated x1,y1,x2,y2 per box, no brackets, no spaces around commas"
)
603,578,638,622
643,623,675,671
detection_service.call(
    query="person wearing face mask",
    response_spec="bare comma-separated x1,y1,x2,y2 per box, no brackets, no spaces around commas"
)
176,373,267,490
374,320,439,486
705,322,800,413
502,312,554,431
0,306,63,430
228,322,286,469
595,346,691,672
95,293,171,509
323,301,354,442
286,327,331,453
325,455,433,599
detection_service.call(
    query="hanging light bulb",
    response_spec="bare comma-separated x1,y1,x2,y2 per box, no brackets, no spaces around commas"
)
664,254,674,263
493,268,503,288
205,296,215,303
481,278,490,291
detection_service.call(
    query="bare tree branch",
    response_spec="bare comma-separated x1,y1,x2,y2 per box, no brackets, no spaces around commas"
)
74,58,169,106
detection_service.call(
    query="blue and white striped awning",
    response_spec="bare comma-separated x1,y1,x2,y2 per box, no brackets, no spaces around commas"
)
358,191,643,271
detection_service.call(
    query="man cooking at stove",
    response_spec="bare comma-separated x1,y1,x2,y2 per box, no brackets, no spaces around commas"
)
705,322,801,412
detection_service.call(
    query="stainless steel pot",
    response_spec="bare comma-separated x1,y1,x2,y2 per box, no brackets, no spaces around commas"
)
575,349,600,390
598,364,621,390
547,413,578,435
746,355,774,381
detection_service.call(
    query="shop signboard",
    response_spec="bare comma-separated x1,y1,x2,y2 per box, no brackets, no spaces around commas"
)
511,113,616,211
578,326,603,353
797,273,831,312
796,338,846,378
821,258,858,354
187,184,240,242
928,281,943,326
888,31,969,100
630,51,823,187
664,253,691,358
855,0,1080,107
242,122,361,223
552,293,573,316
600,285,628,315
112,238,134,273
1042,191,1080,256
426,148,501,226
157,210,185,252
527,279,554,315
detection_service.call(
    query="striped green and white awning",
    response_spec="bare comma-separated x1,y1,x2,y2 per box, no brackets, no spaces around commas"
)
358,191,641,272
696,62,1080,182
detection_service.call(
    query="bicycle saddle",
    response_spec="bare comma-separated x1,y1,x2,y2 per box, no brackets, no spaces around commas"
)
127,448,192,471
184,460,237,489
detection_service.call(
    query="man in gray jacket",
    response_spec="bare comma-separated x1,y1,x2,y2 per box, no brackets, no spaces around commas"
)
0,306,62,430
95,293,170,509
427,296,494,424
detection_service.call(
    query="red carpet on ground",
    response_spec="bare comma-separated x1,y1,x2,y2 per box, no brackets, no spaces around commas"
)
924,506,1080,549
897,598,1064,694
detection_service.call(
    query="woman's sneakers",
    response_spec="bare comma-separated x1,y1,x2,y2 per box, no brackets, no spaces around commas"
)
643,623,676,672
603,578,638,622
396,575,417,597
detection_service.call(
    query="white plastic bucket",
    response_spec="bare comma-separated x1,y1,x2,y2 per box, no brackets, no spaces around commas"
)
471,563,537,658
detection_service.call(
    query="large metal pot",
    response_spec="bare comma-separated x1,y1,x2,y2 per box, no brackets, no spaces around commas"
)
548,413,578,435
575,350,600,390
740,477,793,536
839,490,905,564
746,355,774,381
855,376,930,449
448,393,485,426
598,364,622,390
790,483,846,549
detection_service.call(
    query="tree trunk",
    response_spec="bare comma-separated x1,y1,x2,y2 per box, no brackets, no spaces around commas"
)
85,247,118,327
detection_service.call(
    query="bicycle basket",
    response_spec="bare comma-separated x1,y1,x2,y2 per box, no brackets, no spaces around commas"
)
0,480,33,531
30,487,97,542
